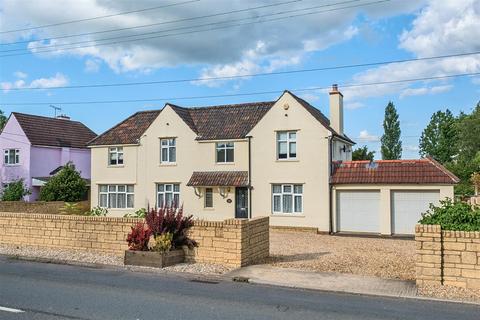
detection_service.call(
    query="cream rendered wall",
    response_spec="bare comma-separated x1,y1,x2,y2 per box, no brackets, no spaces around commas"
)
332,184,454,235
248,93,333,231
332,140,352,161
91,105,249,218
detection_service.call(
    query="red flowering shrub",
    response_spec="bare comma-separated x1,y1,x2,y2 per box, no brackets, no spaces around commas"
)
126,222,151,251
145,206,197,249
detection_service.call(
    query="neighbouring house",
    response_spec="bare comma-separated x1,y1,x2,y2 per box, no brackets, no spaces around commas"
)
0,113,96,201
88,86,458,235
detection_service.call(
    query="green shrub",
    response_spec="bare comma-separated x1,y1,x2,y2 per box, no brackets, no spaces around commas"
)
123,208,147,218
39,162,87,202
1,179,30,201
150,232,173,252
86,206,108,217
59,202,84,215
419,199,480,231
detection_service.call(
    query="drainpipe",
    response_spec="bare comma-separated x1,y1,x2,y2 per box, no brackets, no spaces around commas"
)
247,136,252,219
328,135,334,234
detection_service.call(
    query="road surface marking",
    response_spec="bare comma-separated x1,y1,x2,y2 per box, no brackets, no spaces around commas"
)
0,306,25,313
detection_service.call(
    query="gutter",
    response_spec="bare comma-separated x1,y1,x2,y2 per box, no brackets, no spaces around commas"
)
328,135,334,235
247,135,252,219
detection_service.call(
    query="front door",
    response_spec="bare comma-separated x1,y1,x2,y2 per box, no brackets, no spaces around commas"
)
235,187,249,218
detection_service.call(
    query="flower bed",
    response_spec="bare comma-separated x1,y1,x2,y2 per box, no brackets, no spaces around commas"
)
124,249,185,268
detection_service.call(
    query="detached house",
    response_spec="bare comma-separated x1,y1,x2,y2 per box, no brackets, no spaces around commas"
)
88,86,458,235
0,113,96,201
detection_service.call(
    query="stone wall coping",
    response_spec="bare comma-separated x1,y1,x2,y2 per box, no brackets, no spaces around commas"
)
0,212,142,223
416,224,480,238
415,224,441,233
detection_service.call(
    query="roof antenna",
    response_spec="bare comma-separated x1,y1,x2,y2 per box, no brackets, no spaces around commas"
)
50,105,62,117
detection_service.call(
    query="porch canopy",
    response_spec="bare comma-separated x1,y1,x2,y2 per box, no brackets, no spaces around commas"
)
186,171,249,187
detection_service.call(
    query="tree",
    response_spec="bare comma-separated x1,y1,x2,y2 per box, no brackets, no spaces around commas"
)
39,162,87,202
0,110,7,131
352,146,375,161
419,109,458,163
381,101,402,160
1,179,30,201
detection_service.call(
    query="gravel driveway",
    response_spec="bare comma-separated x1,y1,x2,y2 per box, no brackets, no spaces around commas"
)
267,230,415,281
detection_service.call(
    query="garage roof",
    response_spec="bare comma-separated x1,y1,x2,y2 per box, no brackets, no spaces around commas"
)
331,157,459,185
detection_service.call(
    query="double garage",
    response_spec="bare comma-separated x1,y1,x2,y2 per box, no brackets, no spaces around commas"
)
334,188,444,235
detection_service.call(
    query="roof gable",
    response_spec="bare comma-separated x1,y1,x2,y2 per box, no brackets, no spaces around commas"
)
11,113,96,149
88,110,161,146
331,157,459,185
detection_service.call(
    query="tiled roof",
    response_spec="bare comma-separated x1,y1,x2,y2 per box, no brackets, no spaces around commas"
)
88,110,161,146
331,157,459,185
88,90,356,145
187,171,249,187
171,102,274,140
11,112,96,149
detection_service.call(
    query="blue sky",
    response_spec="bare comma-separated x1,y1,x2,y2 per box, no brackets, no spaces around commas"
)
1,0,479,159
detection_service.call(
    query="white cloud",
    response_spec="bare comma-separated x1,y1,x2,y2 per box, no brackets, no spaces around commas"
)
399,84,453,98
0,0,424,76
342,0,480,102
1,73,68,92
358,130,380,142
84,59,101,73
13,71,28,79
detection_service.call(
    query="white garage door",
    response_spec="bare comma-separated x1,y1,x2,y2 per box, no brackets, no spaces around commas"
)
392,191,440,235
337,191,380,233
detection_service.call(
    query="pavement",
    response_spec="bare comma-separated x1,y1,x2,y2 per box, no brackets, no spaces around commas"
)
227,265,418,299
1,255,480,320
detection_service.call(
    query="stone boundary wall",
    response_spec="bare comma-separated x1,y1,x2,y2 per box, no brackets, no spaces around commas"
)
0,213,269,268
0,201,89,214
416,224,480,289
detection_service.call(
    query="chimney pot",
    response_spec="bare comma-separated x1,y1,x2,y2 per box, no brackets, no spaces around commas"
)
332,84,338,91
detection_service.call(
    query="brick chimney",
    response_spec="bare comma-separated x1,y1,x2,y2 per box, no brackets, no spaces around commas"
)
329,84,343,135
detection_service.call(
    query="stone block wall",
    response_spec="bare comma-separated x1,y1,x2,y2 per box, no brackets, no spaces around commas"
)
0,213,269,268
185,216,269,267
416,224,480,289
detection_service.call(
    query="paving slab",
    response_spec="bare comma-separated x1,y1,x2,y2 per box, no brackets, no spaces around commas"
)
227,265,417,298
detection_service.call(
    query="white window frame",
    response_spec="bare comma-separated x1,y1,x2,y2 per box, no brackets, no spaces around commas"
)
160,138,176,164
156,183,180,208
98,184,134,209
272,184,303,214
4,149,20,165
277,131,297,160
108,147,124,166
204,187,214,208
216,142,234,163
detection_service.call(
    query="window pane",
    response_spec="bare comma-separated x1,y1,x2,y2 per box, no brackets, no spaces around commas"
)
283,185,292,193
226,142,234,148
15,154,19,163
165,184,172,191
283,195,293,213
294,185,303,194
161,148,168,162
273,195,281,212
294,196,302,212
226,148,234,162
217,143,225,148
99,194,107,207
157,184,164,192
217,149,225,162
127,194,134,208
4,154,8,164
161,139,168,146
100,185,107,192
117,193,126,208
169,147,176,162
109,152,117,165
289,142,297,158
169,139,176,146
277,132,287,140
157,194,164,208
278,142,287,159
109,194,117,208
165,193,173,206
118,152,124,164
289,132,296,140
205,188,213,208
108,185,116,192
127,185,134,193
272,185,281,193
173,184,180,192
173,194,180,207
118,185,126,192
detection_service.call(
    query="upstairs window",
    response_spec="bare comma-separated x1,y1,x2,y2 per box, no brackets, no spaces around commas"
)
160,138,176,163
109,147,124,166
4,149,20,165
216,142,234,163
157,183,180,207
272,184,303,214
204,188,213,208
277,131,297,160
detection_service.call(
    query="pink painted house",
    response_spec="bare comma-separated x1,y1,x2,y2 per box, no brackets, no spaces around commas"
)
0,113,96,201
